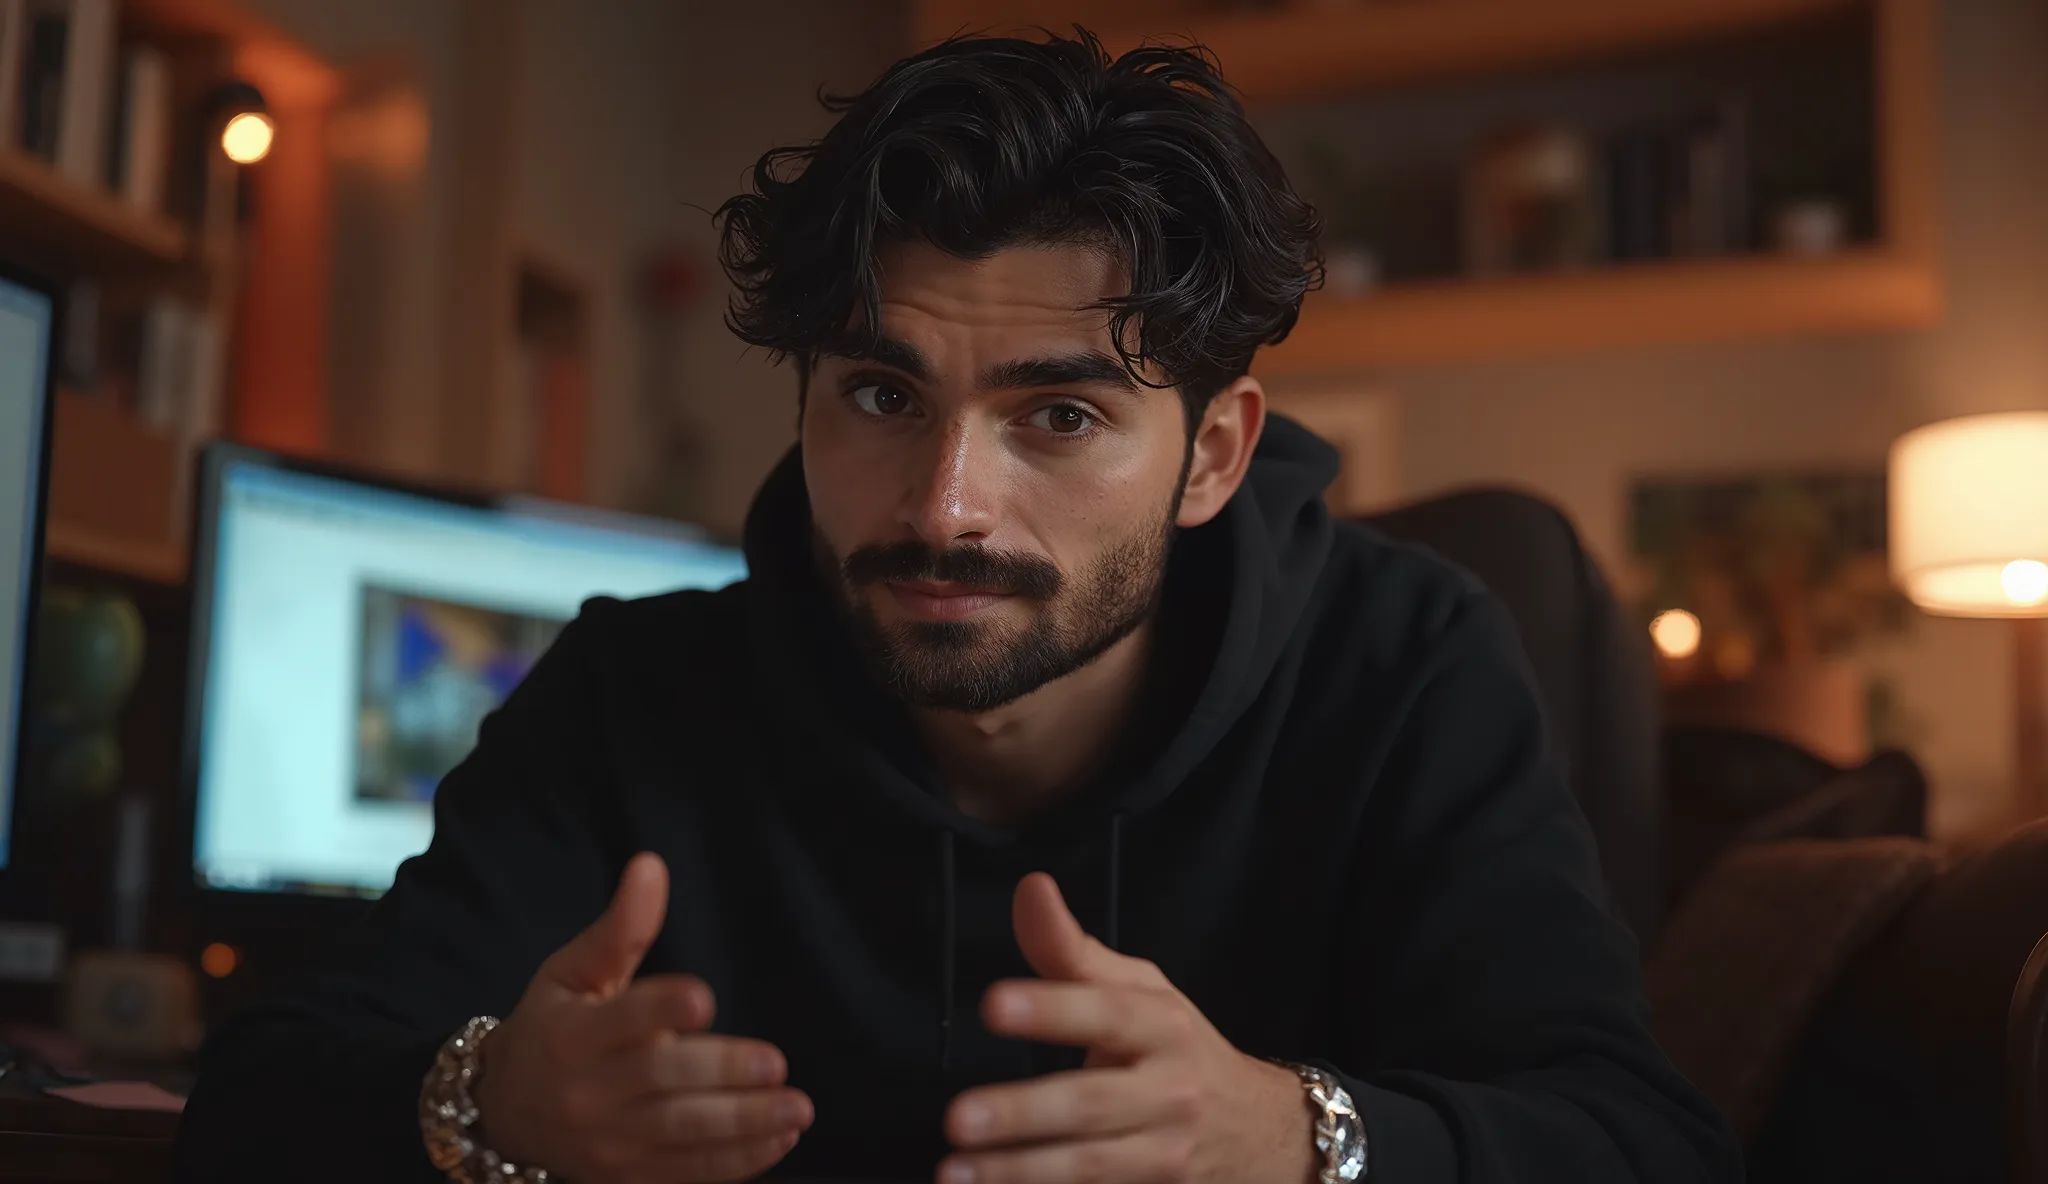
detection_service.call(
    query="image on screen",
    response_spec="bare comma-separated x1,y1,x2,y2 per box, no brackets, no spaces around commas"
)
0,276,55,873
191,455,748,897
354,585,567,804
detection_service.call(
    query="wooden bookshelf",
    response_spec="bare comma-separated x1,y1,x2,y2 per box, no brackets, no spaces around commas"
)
916,0,1865,102
916,0,1943,372
6,0,339,584
1260,248,1937,373
0,147,190,273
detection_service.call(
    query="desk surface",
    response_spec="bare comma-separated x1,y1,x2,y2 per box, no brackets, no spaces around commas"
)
0,1086,179,1183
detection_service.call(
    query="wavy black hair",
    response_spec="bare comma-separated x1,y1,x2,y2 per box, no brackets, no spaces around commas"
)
717,28,1323,422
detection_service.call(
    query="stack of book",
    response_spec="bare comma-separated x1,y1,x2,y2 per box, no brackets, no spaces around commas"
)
0,0,171,215
1,1,219,440
1601,98,1752,264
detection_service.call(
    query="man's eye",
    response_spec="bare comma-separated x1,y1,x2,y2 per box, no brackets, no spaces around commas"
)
850,383,914,417
1028,404,1095,435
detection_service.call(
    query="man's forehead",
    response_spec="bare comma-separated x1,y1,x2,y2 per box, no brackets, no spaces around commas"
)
822,242,1158,389
871,240,1129,322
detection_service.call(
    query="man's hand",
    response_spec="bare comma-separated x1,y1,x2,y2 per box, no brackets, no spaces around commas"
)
939,873,1321,1184
471,852,813,1184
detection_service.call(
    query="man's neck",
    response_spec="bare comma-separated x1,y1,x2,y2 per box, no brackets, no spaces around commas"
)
912,620,1156,827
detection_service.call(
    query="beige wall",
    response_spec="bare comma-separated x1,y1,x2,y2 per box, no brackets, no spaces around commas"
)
1267,0,2048,837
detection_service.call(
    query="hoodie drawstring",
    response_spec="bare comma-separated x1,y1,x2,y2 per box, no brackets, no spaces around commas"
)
934,813,1129,1070
1103,812,1124,953
938,828,958,1071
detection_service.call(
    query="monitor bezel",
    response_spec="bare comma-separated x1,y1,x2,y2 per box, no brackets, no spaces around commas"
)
0,261,60,879
178,440,741,913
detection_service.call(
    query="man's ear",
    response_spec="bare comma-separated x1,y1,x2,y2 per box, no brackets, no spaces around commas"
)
1176,376,1265,529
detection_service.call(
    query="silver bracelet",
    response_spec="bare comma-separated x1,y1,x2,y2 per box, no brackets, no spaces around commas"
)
419,1015,552,1184
1272,1060,1369,1183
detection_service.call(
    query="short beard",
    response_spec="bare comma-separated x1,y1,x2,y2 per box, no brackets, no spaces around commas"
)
818,511,1177,714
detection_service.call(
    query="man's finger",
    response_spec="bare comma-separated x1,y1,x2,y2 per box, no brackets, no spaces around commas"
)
623,1084,813,1143
940,1131,1185,1184
946,1066,1174,1149
665,1130,804,1184
540,852,671,997
604,1030,790,1096
586,973,716,1050
1011,873,1160,987
980,980,1188,1056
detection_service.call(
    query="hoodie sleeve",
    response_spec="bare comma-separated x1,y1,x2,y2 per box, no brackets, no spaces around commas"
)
175,601,629,1184
1328,591,1742,1184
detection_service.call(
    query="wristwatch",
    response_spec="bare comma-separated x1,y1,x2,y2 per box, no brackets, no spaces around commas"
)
419,1015,552,1184
1273,1060,1369,1183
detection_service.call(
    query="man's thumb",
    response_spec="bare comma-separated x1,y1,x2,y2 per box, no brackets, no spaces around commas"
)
1012,872,1097,982
542,851,670,996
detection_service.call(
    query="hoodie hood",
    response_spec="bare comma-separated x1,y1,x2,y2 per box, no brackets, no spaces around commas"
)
739,412,1341,833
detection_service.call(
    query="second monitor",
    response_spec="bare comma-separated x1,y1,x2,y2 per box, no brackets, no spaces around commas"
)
186,445,748,900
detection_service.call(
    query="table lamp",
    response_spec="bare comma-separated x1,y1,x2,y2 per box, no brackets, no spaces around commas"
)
1890,411,2048,814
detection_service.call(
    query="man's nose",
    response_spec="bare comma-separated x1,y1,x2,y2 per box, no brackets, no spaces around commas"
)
899,416,999,546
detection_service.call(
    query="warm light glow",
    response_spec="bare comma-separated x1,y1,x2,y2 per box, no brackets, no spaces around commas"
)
2004,560,2048,606
1891,412,2048,617
220,111,275,164
200,942,239,978
1649,609,1702,659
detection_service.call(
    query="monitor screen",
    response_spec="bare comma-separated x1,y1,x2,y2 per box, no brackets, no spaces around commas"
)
188,448,748,898
0,272,56,873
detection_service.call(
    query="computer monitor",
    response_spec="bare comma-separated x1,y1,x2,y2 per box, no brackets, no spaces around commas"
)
185,444,748,899
0,267,58,874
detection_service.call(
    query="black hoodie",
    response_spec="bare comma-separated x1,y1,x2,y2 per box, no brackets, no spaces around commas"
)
176,417,1742,1182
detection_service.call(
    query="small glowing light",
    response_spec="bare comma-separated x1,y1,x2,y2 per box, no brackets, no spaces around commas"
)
2003,559,2048,606
220,111,275,164
200,942,239,978
1650,609,1703,660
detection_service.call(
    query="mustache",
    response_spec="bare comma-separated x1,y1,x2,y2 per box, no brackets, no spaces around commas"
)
841,540,1063,600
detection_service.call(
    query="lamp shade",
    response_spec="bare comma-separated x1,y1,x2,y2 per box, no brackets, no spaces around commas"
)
1890,411,2048,617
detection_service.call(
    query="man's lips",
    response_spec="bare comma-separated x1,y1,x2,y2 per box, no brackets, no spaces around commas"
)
884,580,1014,621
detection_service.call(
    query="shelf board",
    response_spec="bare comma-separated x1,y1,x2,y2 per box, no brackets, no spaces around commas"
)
0,148,191,273
1256,248,1941,374
919,0,1863,102
43,521,188,585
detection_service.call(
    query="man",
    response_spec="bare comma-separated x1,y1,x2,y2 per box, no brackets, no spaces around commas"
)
177,30,1740,1184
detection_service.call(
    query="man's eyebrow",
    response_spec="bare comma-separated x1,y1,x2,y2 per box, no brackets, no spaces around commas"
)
981,352,1140,394
817,334,932,381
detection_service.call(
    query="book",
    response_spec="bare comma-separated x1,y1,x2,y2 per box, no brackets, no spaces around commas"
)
1602,101,1753,264
0,0,24,149
1603,126,1672,263
1673,116,1728,258
14,2,64,160
135,296,224,438
134,296,186,429
107,43,169,211
59,275,98,390
51,0,113,187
